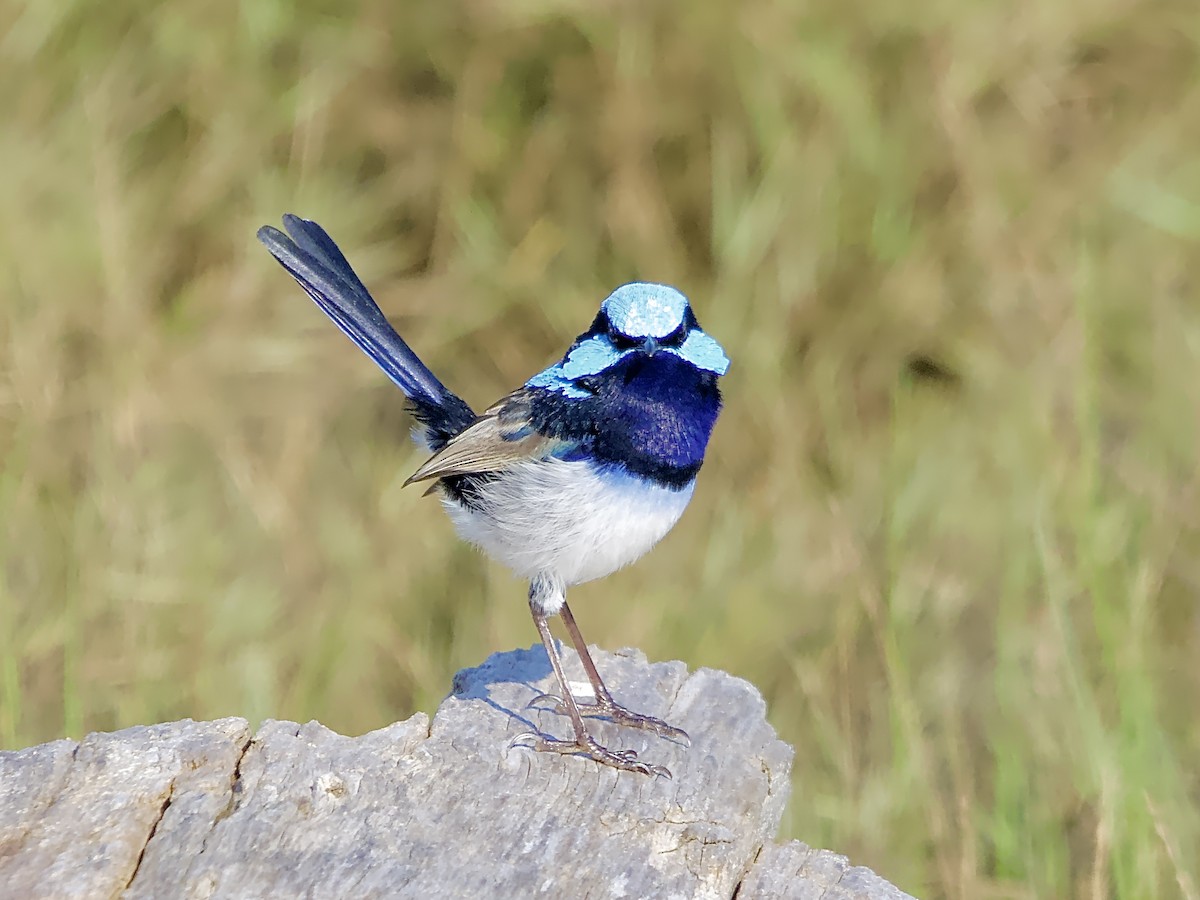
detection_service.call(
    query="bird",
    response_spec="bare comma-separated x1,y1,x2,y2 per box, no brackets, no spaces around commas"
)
257,215,729,777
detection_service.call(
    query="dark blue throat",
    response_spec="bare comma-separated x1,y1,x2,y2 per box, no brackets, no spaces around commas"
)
527,352,723,488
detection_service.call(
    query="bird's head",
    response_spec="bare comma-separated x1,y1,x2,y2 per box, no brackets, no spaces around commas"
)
526,283,729,398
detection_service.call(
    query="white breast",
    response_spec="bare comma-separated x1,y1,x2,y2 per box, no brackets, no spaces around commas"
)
441,459,695,593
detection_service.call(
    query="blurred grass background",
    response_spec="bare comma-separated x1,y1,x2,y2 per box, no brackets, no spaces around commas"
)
2,0,1199,896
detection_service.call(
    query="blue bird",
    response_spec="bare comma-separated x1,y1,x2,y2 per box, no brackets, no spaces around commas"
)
257,215,729,777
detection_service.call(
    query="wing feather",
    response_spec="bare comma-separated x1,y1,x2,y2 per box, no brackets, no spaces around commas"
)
404,391,572,486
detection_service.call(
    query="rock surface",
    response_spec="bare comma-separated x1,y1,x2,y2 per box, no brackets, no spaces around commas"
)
0,645,914,899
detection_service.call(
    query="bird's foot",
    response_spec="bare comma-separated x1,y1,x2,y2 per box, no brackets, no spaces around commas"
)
527,692,691,746
510,731,672,779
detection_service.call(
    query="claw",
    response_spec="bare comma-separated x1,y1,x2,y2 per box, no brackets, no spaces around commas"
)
508,731,540,750
524,692,563,712
523,733,673,779
532,693,691,747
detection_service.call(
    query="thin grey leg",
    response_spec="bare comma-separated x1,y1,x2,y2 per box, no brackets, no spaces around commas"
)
515,576,672,778
556,601,690,746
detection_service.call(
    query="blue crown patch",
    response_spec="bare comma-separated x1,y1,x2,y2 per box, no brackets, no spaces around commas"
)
602,283,689,339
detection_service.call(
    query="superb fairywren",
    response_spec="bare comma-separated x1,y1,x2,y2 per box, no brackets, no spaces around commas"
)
258,215,728,777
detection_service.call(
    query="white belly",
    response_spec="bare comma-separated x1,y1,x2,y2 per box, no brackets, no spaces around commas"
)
441,459,695,589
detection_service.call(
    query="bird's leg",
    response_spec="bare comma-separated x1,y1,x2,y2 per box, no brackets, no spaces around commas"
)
554,601,690,745
516,576,671,778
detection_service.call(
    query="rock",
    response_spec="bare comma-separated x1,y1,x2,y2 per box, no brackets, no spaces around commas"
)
0,645,914,899
740,841,918,899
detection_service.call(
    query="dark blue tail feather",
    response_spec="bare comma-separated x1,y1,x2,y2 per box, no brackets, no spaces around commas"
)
257,215,476,448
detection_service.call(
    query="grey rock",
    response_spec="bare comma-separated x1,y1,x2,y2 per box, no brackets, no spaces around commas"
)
738,840,918,899
0,645,913,899
0,718,251,898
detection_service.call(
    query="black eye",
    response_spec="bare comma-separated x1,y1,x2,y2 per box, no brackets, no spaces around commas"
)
658,324,687,347
607,328,639,351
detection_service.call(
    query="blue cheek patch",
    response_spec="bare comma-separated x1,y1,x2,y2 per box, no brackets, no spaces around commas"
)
667,330,730,376
602,283,689,338
559,336,628,378
524,370,593,399
526,336,632,398
526,314,729,397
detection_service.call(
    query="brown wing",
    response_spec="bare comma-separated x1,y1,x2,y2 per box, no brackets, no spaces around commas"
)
403,391,558,487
